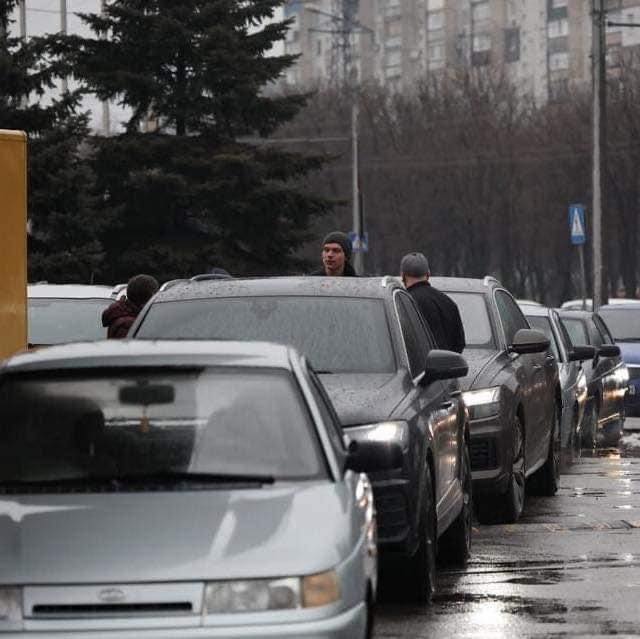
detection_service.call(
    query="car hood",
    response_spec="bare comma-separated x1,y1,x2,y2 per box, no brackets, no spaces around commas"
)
617,342,640,364
0,482,357,585
459,348,501,390
320,371,407,426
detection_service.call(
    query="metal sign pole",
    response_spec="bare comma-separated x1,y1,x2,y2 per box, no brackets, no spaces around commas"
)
579,244,587,310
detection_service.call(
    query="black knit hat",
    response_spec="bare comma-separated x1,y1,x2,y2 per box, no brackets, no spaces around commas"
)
322,231,352,261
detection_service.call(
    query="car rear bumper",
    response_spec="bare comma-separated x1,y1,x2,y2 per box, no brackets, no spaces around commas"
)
468,415,511,497
1,603,367,639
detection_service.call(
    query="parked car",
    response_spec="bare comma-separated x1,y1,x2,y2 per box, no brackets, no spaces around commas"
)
598,303,640,416
519,303,593,467
561,297,639,311
430,276,560,525
558,310,626,446
27,284,114,347
0,340,380,637
131,276,472,602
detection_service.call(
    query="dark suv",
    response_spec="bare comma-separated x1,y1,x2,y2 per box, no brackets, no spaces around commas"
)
431,277,560,524
131,276,471,602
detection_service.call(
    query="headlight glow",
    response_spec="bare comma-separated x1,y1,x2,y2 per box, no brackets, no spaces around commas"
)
0,588,22,629
349,421,409,446
462,387,501,420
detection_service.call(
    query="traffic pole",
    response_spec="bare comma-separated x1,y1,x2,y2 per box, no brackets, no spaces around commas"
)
579,244,587,310
351,90,363,275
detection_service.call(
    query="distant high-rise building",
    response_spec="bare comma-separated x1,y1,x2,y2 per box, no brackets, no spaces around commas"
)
283,0,640,102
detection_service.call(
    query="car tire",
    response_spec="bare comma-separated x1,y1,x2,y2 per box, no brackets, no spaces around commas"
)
529,403,560,496
582,401,599,448
402,466,437,604
475,414,526,525
438,443,472,566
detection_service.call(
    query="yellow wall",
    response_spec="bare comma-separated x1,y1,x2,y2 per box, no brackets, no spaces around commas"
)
0,130,27,359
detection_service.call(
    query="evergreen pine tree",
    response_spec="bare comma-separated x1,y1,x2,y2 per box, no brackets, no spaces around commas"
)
58,0,330,281
0,0,102,282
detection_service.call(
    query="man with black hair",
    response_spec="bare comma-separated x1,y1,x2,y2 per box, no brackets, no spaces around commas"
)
401,252,465,353
311,231,358,277
102,274,159,339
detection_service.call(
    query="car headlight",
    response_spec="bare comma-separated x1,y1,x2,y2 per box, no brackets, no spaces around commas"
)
462,387,501,420
347,421,409,446
0,588,22,630
203,571,340,614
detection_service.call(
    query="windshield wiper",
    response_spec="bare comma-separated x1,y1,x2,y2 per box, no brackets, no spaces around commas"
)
111,471,276,486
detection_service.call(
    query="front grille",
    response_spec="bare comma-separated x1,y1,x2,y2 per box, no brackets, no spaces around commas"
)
32,602,192,617
470,438,498,471
374,487,409,540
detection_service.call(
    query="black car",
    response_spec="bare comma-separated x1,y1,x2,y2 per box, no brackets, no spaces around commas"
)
431,276,560,525
558,310,626,447
131,276,471,602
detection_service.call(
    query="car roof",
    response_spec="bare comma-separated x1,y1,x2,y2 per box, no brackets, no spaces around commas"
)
2,340,297,374
150,276,402,303
599,303,640,311
558,310,593,319
28,284,114,299
429,275,502,293
520,303,551,318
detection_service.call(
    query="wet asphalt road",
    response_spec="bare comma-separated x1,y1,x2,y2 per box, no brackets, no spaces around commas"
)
375,418,640,638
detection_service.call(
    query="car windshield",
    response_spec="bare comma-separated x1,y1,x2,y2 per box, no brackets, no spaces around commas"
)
561,318,589,347
598,309,640,341
136,296,396,374
0,368,325,490
526,316,560,359
442,292,495,349
28,298,111,345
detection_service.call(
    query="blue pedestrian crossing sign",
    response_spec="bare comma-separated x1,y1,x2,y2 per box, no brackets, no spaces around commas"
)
348,231,369,253
569,204,586,245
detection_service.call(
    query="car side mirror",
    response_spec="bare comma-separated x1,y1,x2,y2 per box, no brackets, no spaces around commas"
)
509,328,550,355
568,345,596,362
598,344,620,358
422,350,468,384
345,439,403,474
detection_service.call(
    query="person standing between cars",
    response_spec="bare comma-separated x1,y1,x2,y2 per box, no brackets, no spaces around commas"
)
401,252,466,353
311,231,358,277
102,274,159,339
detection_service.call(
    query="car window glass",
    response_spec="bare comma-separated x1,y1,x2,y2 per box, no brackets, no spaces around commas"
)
598,308,640,341
495,290,529,345
136,297,395,374
443,292,495,348
526,316,559,360
400,293,433,352
561,318,589,346
587,318,604,348
552,311,572,356
394,295,424,378
593,315,614,344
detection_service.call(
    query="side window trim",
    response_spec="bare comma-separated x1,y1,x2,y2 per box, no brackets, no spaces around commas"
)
392,289,425,384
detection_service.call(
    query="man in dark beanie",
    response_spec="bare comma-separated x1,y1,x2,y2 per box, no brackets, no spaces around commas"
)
401,252,465,353
102,274,159,339
311,231,358,277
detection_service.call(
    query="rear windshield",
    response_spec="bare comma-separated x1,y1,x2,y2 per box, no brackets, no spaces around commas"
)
28,298,111,345
136,296,396,374
0,368,325,490
561,318,589,347
443,292,495,349
598,309,640,341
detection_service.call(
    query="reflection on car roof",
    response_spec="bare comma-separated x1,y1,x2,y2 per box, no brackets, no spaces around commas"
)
28,284,114,299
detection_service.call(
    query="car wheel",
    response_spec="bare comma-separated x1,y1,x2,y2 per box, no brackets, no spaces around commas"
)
529,402,560,496
402,466,437,604
438,442,472,566
475,414,526,525
582,401,599,448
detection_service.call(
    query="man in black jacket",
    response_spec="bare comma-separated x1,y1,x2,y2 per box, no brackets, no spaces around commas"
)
401,252,465,353
311,231,358,277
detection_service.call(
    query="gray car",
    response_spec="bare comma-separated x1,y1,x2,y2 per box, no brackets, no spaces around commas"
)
520,303,593,467
0,340,381,638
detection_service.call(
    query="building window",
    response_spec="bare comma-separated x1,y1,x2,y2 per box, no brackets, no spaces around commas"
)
386,49,402,67
472,32,491,52
504,27,520,63
550,0,567,7
385,18,402,38
547,19,569,38
471,0,491,25
427,0,444,9
316,39,322,56
427,10,445,31
549,51,569,70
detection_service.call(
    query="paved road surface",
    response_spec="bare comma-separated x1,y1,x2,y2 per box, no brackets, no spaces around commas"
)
375,419,640,638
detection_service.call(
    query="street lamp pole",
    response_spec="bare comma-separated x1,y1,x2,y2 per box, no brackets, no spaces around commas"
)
60,0,68,93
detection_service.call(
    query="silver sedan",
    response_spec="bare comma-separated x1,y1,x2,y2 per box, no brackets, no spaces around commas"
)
0,340,387,638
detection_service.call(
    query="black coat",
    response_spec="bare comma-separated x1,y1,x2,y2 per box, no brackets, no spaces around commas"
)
407,281,466,353
310,263,358,277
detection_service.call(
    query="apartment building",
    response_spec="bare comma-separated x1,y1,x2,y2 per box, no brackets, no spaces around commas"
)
283,0,640,101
